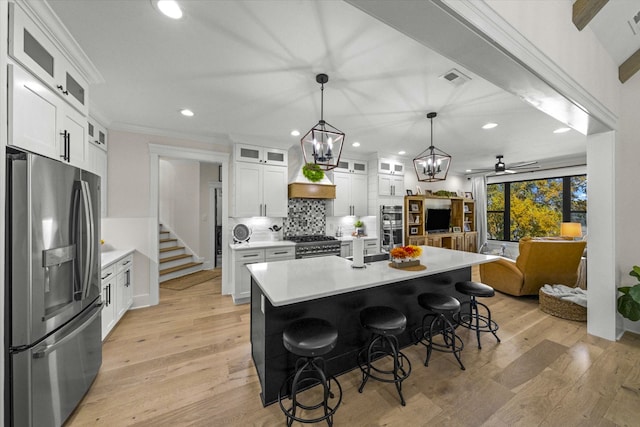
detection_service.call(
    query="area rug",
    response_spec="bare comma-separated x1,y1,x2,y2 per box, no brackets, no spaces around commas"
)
160,269,221,291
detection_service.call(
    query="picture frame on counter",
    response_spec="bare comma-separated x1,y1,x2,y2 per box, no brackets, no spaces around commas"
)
409,226,418,235
406,190,413,196
465,191,473,199
452,226,462,233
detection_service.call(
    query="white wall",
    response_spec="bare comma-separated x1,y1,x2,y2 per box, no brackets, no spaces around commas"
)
159,158,201,254
199,162,220,266
105,130,231,307
618,73,640,334
159,159,175,226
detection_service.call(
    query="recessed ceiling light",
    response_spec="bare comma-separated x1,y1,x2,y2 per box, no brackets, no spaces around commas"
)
180,109,194,117
290,130,300,136
482,122,498,129
553,127,571,134
466,169,472,173
398,151,406,155
156,0,183,19
352,142,360,147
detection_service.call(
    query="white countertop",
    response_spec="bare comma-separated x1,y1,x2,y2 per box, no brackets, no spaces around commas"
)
247,246,497,306
101,248,135,269
229,240,296,250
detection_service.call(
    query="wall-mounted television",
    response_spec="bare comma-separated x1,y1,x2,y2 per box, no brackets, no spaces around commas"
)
426,208,451,233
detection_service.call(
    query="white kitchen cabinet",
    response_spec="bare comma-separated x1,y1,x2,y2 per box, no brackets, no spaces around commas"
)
334,158,367,175
235,143,287,167
9,64,88,170
340,241,352,258
100,265,116,340
329,172,367,216
88,116,108,150
62,103,88,169
232,249,266,303
378,158,405,175
101,251,134,340
231,245,295,303
234,162,288,217
265,246,296,260
9,2,89,115
378,175,405,197
364,238,379,255
115,255,133,320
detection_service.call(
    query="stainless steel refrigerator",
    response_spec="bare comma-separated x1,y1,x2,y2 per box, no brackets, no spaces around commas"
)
5,148,103,426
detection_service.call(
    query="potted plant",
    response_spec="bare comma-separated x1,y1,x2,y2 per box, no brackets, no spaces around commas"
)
390,245,422,268
354,220,364,236
618,265,640,321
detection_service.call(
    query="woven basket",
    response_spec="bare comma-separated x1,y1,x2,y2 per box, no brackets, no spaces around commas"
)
539,288,586,322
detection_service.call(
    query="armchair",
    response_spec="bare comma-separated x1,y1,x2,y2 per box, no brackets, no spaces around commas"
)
479,238,587,296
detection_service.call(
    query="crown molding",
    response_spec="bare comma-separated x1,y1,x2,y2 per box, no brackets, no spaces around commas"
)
109,122,233,146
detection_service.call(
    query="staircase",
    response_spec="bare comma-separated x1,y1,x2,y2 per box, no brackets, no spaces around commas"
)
159,225,203,282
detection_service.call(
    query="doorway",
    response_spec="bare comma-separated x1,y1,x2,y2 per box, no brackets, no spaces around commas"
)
149,144,230,307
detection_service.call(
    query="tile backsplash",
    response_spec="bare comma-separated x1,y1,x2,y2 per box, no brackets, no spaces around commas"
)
284,199,326,236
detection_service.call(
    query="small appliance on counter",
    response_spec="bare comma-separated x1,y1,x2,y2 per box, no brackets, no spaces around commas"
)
232,223,252,243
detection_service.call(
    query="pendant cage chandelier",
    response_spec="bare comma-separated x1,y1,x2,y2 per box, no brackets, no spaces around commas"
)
413,112,451,182
300,73,345,171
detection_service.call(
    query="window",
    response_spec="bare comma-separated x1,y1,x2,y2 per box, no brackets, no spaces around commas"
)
487,175,586,241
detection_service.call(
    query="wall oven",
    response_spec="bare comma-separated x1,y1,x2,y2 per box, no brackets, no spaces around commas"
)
380,205,403,252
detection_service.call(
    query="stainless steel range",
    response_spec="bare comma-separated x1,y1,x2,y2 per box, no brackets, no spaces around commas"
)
286,235,341,259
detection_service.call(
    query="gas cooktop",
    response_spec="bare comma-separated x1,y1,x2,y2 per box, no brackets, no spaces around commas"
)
285,235,338,243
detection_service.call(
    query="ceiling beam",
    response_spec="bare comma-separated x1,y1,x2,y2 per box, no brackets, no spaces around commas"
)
572,0,609,31
619,48,640,83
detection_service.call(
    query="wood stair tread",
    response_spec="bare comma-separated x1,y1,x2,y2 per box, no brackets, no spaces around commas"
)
160,254,192,263
160,262,203,276
160,238,178,243
160,245,185,253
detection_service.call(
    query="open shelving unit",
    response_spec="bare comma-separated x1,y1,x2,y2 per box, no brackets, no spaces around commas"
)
404,195,477,253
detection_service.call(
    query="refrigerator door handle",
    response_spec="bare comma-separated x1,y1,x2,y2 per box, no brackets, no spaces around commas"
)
32,302,103,359
80,181,96,299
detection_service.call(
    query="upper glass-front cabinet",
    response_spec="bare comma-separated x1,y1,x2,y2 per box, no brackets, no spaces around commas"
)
234,144,287,167
9,2,89,115
333,159,367,174
378,158,405,175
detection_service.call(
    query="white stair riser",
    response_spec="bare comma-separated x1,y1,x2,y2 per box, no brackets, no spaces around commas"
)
159,264,204,282
160,248,186,259
159,240,179,250
160,257,194,270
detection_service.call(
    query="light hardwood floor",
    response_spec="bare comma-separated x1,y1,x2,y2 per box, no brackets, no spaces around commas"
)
66,267,640,426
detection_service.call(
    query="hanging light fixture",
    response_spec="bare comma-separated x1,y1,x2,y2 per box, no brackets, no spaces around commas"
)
413,112,451,182
300,73,345,171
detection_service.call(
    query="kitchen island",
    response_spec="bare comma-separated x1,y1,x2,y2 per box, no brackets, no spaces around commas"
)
248,246,497,405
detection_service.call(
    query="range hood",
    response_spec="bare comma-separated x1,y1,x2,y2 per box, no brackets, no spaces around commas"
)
288,182,336,199
287,147,336,199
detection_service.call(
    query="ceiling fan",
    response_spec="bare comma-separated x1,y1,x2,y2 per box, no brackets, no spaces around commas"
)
469,155,539,175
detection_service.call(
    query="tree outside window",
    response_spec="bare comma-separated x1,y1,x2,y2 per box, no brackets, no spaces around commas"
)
487,175,586,242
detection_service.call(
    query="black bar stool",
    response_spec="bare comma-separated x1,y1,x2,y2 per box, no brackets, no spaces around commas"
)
357,306,412,406
279,318,342,426
414,293,465,370
454,281,501,349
